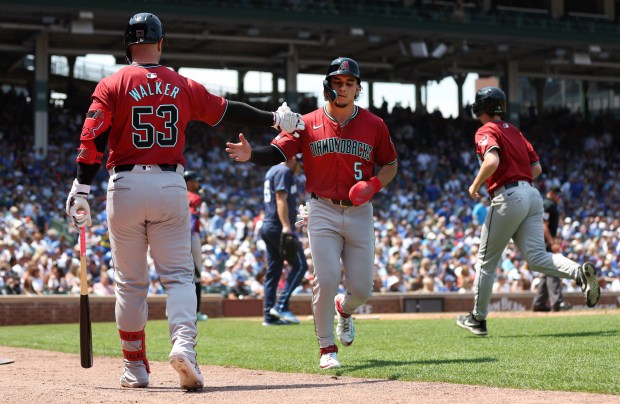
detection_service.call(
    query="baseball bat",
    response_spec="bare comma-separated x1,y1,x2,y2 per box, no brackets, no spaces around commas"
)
79,227,93,368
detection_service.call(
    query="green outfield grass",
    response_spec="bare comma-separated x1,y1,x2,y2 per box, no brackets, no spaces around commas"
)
2,313,619,394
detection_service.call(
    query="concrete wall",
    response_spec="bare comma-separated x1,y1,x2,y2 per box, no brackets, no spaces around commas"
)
1,292,618,326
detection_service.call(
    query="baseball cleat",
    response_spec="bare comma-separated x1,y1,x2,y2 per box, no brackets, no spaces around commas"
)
577,262,601,307
335,294,355,346
169,354,204,391
319,345,341,369
456,313,488,336
270,308,300,324
120,360,149,388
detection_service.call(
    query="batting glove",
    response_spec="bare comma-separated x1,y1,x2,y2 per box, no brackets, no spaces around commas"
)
276,102,292,114
348,176,382,206
273,102,304,136
66,179,92,229
294,202,310,228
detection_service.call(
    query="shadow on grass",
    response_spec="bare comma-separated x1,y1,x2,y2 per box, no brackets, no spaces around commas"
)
496,330,618,339
343,357,497,373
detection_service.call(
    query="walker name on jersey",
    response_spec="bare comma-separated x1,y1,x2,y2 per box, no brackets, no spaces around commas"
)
309,138,372,160
128,82,180,101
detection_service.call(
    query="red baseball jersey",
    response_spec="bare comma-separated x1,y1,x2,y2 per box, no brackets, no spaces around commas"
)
188,191,201,215
272,106,397,200
86,64,227,170
188,190,202,233
474,120,539,195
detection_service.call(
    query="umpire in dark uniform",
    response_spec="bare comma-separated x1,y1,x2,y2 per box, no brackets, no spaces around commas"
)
532,186,571,311
261,154,308,325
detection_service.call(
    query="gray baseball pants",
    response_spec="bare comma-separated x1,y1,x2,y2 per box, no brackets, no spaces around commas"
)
107,164,198,362
307,197,375,348
473,183,580,320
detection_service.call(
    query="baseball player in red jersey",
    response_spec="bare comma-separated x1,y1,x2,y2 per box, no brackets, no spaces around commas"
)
456,87,600,336
226,57,398,369
64,12,304,391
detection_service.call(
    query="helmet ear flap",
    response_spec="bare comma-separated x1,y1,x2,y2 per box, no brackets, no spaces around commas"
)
471,103,480,118
323,79,337,102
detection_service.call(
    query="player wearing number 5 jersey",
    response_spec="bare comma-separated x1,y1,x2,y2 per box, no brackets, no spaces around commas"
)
226,57,398,369
64,12,304,391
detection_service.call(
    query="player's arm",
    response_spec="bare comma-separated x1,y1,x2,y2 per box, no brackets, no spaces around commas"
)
223,101,304,134
275,190,292,234
66,107,111,228
469,148,499,198
348,160,398,206
531,161,542,179
225,134,285,166
375,161,398,189
76,107,111,184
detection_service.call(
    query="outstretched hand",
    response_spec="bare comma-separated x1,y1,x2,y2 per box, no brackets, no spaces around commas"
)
468,183,481,199
225,133,252,162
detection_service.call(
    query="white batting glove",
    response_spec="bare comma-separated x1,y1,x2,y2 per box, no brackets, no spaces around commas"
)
276,102,292,114
66,179,92,229
273,102,304,136
294,202,310,228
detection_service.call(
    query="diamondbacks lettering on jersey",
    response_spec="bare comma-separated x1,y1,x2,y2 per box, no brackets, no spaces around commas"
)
128,81,180,101
309,138,372,160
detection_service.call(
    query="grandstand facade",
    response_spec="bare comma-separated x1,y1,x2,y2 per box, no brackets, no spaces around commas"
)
2,0,620,153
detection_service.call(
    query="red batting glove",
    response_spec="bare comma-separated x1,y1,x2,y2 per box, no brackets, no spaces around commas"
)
348,176,382,206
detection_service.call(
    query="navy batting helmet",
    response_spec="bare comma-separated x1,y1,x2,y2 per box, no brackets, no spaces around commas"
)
471,86,507,118
323,57,361,102
183,170,202,182
125,12,165,64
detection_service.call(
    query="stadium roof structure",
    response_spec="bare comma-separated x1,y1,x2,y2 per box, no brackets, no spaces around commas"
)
2,0,620,88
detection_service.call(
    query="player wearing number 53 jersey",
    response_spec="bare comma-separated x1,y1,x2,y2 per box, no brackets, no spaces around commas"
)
226,57,398,369
64,12,304,391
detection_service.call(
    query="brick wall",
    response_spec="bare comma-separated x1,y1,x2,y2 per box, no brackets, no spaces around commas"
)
1,291,617,326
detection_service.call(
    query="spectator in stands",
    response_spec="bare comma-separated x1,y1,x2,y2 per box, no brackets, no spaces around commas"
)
1,82,620,309
293,277,313,295
93,271,115,296
45,262,68,294
471,196,489,226
227,273,251,299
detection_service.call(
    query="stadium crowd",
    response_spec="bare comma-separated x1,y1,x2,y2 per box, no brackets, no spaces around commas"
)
1,85,620,304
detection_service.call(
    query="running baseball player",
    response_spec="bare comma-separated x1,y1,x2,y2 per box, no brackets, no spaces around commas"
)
226,57,398,369
64,12,304,391
456,86,600,336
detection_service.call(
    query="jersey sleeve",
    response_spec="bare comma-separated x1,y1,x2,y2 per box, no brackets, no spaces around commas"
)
271,131,303,160
475,127,500,157
523,134,540,165
90,79,114,113
77,80,113,165
188,79,228,126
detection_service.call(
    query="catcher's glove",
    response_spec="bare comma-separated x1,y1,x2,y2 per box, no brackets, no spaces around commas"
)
280,232,299,263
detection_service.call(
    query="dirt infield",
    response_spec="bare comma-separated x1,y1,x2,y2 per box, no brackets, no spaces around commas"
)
1,311,618,403
0,346,617,404
1,310,619,404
